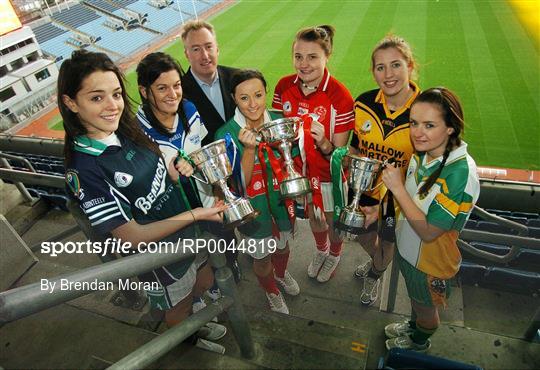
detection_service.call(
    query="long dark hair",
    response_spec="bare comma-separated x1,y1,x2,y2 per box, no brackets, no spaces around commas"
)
413,87,465,197
58,50,159,164
136,52,189,137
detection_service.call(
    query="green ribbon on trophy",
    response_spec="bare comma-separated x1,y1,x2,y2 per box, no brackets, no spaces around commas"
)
176,148,202,234
330,146,349,223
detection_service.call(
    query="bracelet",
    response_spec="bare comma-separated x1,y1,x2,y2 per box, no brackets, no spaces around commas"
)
189,209,196,222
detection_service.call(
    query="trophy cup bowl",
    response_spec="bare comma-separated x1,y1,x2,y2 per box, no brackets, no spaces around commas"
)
258,117,311,198
189,139,259,228
336,155,383,235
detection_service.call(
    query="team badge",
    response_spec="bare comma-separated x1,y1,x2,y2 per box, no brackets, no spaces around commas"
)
114,172,133,188
313,106,327,121
253,181,262,191
66,171,83,199
360,120,372,133
298,107,309,116
283,101,292,114
310,177,319,189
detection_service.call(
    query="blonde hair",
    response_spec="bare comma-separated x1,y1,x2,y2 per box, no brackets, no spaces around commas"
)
181,20,215,42
371,34,417,80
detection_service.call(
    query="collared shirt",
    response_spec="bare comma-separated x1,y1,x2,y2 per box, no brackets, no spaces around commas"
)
396,141,480,279
191,70,226,121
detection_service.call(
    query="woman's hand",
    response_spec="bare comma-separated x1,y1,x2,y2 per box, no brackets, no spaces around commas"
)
192,200,227,223
175,158,194,177
381,163,404,194
238,128,258,150
360,204,380,229
310,120,327,146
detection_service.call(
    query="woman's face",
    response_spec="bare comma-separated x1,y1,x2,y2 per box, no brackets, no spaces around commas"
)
233,78,266,125
409,102,454,159
293,39,328,86
63,70,124,140
372,47,412,98
141,69,182,117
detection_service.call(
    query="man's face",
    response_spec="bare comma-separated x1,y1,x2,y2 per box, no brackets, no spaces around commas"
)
184,28,219,82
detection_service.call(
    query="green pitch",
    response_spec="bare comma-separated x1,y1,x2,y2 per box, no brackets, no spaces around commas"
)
124,0,538,170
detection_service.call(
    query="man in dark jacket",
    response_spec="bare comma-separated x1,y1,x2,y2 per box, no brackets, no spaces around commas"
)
181,20,238,145
180,20,241,283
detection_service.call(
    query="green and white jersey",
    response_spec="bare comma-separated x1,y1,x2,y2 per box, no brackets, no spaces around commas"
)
396,142,480,279
216,109,299,239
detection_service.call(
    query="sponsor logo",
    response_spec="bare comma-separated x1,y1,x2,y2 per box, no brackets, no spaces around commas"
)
114,172,133,188
382,119,395,128
66,171,83,199
135,159,167,214
83,197,105,209
313,106,327,121
283,101,292,113
188,134,201,145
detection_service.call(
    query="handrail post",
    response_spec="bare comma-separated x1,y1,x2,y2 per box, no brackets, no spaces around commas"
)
208,250,255,359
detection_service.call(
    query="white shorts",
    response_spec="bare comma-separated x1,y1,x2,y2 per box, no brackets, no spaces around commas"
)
146,252,208,310
238,229,293,260
306,181,347,213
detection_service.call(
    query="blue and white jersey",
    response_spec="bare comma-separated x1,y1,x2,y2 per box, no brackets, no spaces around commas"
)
137,99,214,207
136,99,208,166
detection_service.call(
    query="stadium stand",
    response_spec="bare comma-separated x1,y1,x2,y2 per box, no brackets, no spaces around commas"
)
51,4,100,29
32,23,67,44
126,0,185,33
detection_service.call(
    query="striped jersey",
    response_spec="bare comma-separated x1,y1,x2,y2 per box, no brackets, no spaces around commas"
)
396,142,480,279
65,134,197,286
272,68,354,181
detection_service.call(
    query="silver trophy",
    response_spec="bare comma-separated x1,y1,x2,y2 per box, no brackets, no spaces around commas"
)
258,117,311,198
189,139,259,228
336,155,383,235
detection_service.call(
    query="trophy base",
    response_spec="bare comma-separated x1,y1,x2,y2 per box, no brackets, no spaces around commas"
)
337,208,366,235
280,177,311,198
223,198,260,229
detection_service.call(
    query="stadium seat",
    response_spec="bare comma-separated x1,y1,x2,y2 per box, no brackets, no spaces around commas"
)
486,266,540,293
465,219,477,230
527,219,540,228
528,227,540,239
382,348,483,370
504,216,528,225
458,262,487,285
511,211,539,219
476,220,518,235
486,208,512,217
468,241,509,256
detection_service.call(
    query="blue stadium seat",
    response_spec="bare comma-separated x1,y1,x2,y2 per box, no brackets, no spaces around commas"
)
504,216,528,225
465,219,477,230
527,219,540,228
528,227,540,239
458,262,487,285
486,208,512,217
383,348,483,370
476,220,518,235
468,241,509,256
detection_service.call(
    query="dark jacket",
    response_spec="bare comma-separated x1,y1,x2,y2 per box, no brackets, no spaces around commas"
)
181,65,238,145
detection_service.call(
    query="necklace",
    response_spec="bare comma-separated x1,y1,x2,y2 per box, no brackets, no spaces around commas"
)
301,80,318,91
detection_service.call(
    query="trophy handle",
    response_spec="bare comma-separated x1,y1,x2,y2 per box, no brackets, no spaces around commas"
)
190,169,209,185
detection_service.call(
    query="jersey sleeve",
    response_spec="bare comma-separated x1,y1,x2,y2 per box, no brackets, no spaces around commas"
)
66,163,132,236
426,168,476,232
332,84,355,134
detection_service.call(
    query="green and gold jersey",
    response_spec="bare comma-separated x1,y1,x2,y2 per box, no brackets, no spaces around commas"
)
396,142,480,279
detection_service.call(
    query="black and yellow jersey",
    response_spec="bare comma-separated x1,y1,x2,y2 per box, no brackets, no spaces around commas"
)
351,82,420,200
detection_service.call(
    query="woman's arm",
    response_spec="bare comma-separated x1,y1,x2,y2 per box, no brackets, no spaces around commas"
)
238,128,258,185
111,202,226,246
382,164,445,242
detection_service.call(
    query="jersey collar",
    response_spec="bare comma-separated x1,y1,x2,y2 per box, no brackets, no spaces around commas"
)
376,81,420,119
294,68,331,93
421,141,469,169
73,134,121,156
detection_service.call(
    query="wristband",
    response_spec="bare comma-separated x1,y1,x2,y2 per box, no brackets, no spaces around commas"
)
189,209,196,222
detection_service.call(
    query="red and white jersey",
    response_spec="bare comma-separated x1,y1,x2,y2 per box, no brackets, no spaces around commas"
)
272,68,354,181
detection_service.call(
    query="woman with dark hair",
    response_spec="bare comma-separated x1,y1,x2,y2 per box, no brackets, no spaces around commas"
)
61,50,227,353
136,52,213,207
351,34,421,307
381,87,480,351
273,25,355,283
215,69,299,314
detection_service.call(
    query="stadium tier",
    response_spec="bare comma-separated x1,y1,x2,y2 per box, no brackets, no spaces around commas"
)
29,0,223,63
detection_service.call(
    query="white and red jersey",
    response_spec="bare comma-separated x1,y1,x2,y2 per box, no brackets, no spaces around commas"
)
272,69,354,181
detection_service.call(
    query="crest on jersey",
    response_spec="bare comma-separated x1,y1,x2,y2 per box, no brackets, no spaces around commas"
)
298,107,309,116
360,120,372,133
283,101,292,114
114,172,133,188
66,171,83,199
253,181,263,191
313,106,327,121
